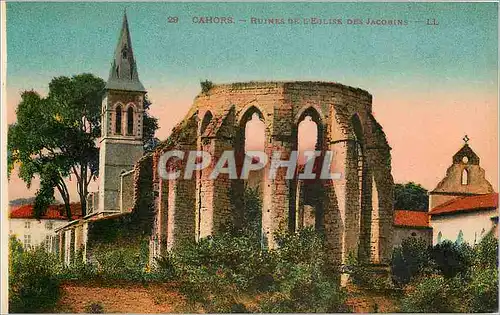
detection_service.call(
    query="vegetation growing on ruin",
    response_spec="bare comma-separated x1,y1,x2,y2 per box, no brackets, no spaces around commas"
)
200,80,214,93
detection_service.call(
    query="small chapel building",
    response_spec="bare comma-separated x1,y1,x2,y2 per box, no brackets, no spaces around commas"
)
428,137,498,245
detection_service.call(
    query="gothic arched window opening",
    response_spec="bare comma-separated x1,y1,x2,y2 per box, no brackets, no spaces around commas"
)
200,111,213,136
127,107,134,135
115,105,122,135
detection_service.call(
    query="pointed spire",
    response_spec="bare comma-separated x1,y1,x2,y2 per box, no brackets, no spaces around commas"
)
105,11,146,92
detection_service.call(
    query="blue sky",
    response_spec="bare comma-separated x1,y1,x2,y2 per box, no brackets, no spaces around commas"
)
7,2,498,91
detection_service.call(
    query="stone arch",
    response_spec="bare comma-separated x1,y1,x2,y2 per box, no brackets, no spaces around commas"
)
294,105,326,127
295,106,325,150
233,105,267,241
345,113,370,262
200,110,213,136
238,104,266,127
235,105,267,161
350,113,365,190
359,114,394,264
291,106,327,233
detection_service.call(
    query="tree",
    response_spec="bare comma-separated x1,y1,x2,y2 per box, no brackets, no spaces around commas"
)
142,95,160,152
394,182,429,211
8,73,159,219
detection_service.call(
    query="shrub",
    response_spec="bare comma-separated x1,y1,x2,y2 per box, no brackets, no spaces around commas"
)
259,262,348,313
400,275,463,312
172,232,273,312
259,228,349,313
9,236,62,313
154,252,178,281
391,237,433,285
159,227,349,313
93,245,147,281
59,248,97,280
401,236,499,313
464,235,498,313
431,240,472,278
346,252,391,290
473,233,498,268
465,266,498,312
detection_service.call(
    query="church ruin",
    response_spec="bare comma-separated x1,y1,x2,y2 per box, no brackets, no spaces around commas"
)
148,80,395,265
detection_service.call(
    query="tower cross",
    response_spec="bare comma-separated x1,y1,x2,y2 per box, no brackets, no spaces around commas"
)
463,135,469,144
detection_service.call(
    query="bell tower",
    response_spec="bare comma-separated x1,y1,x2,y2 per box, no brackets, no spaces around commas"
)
98,12,146,214
429,136,494,210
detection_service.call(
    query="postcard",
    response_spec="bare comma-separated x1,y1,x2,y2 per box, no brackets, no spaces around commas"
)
3,1,498,313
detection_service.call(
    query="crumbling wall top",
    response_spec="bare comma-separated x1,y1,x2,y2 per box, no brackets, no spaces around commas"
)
196,81,372,100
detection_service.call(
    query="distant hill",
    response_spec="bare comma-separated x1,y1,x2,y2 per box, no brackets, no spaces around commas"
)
9,197,37,207
9,197,62,207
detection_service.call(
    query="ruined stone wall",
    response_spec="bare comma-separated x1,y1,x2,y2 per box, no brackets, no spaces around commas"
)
151,114,198,253
120,170,135,213
149,81,394,265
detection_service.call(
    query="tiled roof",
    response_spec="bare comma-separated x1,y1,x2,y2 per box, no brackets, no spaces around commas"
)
9,203,83,221
429,193,498,216
394,210,430,228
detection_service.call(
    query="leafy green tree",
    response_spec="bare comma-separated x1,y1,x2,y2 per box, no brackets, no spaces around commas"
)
8,73,159,218
142,95,160,152
394,182,429,211
8,90,77,219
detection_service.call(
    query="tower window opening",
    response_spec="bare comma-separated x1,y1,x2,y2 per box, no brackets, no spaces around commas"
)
115,105,122,134
461,168,468,185
127,107,134,135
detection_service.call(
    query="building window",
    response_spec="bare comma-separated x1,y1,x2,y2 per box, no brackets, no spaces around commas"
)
437,231,442,244
115,105,122,134
24,221,31,229
461,169,468,185
45,221,54,230
23,235,31,249
127,107,134,135
45,235,53,252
